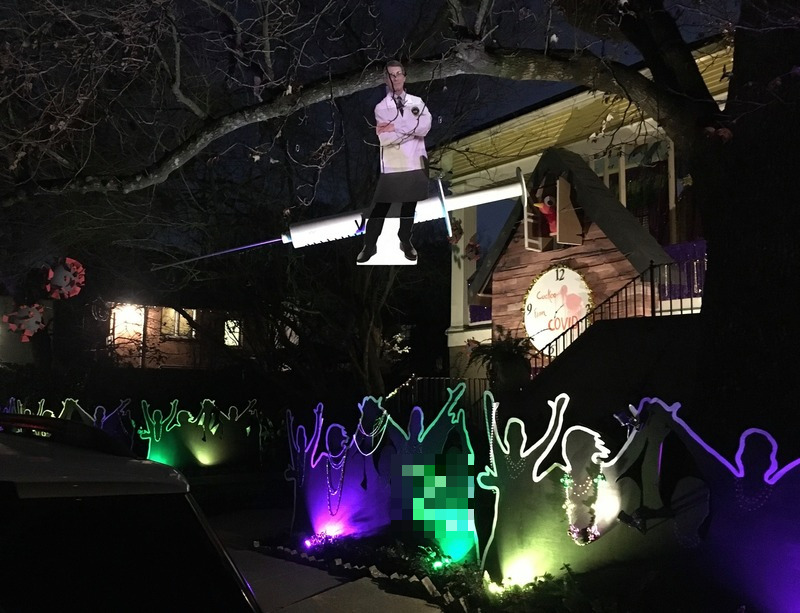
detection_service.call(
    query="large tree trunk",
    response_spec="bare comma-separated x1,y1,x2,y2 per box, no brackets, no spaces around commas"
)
687,3,800,461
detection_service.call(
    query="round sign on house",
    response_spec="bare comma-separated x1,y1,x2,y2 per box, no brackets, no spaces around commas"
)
523,266,593,354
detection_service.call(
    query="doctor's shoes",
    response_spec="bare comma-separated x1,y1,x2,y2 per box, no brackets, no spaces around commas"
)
356,244,377,263
400,241,417,261
357,242,417,263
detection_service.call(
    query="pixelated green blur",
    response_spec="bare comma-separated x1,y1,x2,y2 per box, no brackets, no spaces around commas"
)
398,453,477,563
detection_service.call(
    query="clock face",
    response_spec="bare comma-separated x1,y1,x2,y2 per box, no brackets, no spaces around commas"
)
523,266,593,354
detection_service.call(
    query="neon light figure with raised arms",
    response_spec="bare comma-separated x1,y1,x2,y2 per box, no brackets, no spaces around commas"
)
378,384,478,562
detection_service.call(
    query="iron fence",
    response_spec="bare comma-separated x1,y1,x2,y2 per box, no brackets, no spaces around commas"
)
386,256,704,417
384,376,489,429
530,257,705,375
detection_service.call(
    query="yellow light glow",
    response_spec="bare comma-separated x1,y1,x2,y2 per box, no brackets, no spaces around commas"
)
594,479,622,526
503,556,538,586
190,447,220,466
113,304,144,337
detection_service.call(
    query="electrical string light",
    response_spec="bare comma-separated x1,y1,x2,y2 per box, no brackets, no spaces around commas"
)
303,531,340,550
734,479,773,512
504,454,528,480
561,471,606,545
484,395,500,484
385,374,415,400
325,444,348,516
352,405,389,456
360,410,388,438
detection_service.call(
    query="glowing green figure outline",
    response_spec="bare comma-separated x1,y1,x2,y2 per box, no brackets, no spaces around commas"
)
138,399,191,443
379,383,479,562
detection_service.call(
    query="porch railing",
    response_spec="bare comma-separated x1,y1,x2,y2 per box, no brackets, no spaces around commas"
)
530,256,706,376
384,376,489,428
384,253,704,419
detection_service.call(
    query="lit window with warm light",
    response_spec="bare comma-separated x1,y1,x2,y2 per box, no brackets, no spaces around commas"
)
161,308,195,339
112,304,145,338
224,319,242,347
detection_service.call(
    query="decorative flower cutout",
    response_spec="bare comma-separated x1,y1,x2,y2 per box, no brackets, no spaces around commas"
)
465,234,481,261
448,217,464,245
47,257,85,299
2,303,45,342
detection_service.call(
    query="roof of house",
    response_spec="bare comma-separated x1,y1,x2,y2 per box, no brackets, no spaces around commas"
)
532,147,674,273
468,147,674,301
440,43,733,184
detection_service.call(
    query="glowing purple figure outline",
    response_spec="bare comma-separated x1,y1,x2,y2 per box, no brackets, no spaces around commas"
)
642,397,800,485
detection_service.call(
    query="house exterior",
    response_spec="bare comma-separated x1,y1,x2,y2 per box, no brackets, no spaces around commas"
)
108,302,247,369
0,296,54,364
436,42,730,378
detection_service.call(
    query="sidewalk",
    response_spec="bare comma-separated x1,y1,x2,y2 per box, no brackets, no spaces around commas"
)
208,507,443,613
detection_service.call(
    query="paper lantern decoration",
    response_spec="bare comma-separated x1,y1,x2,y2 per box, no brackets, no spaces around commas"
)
2,303,45,342
47,257,85,299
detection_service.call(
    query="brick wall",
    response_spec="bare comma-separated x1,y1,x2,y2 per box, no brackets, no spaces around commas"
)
490,223,640,340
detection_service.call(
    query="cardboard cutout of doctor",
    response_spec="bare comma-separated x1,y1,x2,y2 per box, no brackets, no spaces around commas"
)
356,60,432,266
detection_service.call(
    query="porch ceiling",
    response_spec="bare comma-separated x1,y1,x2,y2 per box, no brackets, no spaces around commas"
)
439,45,733,181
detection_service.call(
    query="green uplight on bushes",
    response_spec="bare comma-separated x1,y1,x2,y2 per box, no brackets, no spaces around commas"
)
138,398,261,469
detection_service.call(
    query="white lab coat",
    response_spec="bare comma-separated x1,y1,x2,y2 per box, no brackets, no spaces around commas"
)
374,91,431,174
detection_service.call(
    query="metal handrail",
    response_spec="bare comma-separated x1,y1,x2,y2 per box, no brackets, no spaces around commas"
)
383,376,490,427
530,257,706,376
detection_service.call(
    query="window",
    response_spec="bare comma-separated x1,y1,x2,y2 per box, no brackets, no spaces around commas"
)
111,303,145,364
625,162,669,243
112,304,144,339
524,175,582,251
224,319,242,347
161,308,195,339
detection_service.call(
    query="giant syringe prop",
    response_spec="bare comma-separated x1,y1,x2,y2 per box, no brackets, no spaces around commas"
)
152,168,525,270
281,168,526,247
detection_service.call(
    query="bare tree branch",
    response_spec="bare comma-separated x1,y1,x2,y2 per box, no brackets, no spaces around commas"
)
1,41,715,207
163,6,208,119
